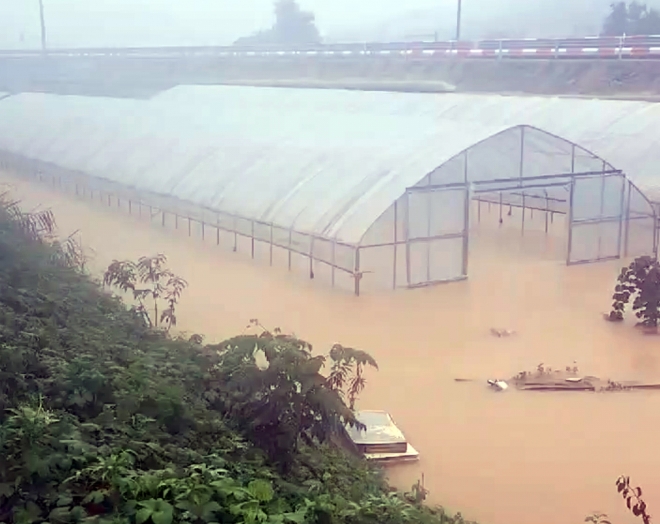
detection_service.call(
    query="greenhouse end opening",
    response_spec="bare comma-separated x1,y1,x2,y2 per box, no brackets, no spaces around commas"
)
0,87,657,296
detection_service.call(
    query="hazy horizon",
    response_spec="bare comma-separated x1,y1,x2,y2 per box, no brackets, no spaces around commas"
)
2,0,659,49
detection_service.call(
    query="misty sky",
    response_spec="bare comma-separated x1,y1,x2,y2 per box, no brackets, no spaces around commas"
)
1,0,658,49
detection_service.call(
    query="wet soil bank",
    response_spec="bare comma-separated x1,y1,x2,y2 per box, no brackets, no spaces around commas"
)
2,56,660,99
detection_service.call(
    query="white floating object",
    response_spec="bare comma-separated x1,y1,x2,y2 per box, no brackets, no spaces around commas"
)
345,410,419,464
487,379,509,391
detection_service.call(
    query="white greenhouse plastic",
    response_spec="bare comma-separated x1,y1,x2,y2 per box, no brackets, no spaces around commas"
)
0,86,656,294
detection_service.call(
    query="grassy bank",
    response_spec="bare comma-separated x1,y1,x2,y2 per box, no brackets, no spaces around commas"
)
0,197,474,523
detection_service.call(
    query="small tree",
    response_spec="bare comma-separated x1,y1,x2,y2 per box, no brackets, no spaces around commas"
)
0,192,88,270
616,476,651,523
103,254,187,330
602,1,660,36
327,343,378,410
586,476,652,524
209,322,377,469
234,0,320,46
609,255,660,328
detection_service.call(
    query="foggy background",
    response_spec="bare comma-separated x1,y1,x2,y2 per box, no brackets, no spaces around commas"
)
2,0,660,49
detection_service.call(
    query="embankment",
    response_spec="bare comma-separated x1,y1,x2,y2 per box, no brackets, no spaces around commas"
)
2,55,660,98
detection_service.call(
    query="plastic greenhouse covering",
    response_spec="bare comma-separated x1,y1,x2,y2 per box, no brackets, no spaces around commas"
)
0,86,656,292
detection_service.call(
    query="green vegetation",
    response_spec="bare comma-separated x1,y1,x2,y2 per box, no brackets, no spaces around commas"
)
587,476,652,524
602,1,660,36
234,0,320,46
0,197,473,524
608,255,660,328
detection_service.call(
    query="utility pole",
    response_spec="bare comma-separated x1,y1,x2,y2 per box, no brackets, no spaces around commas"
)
455,0,462,41
38,0,47,51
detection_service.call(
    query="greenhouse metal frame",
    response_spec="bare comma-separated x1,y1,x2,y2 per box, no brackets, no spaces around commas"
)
0,87,657,295
0,127,655,297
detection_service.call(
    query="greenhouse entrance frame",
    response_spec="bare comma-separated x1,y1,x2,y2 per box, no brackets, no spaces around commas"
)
397,166,657,290
403,184,470,288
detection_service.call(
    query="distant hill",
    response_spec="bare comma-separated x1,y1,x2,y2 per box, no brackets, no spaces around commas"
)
325,0,660,42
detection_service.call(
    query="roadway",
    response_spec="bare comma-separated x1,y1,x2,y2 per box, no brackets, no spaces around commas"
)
2,35,660,60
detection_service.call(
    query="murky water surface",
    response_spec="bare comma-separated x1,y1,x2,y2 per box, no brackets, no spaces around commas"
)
4,172,660,524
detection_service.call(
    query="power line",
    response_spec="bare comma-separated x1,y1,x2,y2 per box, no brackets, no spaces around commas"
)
38,0,47,51
456,0,462,41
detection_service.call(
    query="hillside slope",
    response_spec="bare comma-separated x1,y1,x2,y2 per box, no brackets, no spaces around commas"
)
0,197,473,523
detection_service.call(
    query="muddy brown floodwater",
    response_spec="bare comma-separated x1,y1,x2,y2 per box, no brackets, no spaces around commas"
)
3,171,660,524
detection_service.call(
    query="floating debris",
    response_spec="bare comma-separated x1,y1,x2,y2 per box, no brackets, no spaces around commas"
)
490,328,516,338
492,363,660,392
487,379,509,391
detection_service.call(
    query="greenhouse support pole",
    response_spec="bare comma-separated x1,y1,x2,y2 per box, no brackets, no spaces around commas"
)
462,151,470,277
354,247,361,297
426,180,432,283
623,183,632,258
269,225,274,266
521,192,526,235
570,144,576,173
392,200,398,289
597,162,607,259
566,178,576,265
462,184,470,277
288,229,293,270
331,240,336,287
233,217,238,252
251,221,255,259
404,192,411,286
519,126,525,180
309,238,315,279
616,176,626,259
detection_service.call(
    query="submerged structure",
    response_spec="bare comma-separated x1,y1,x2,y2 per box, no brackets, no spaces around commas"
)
0,86,656,294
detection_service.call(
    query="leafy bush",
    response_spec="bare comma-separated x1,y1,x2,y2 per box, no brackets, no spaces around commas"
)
103,255,187,330
586,476,652,524
609,255,660,328
0,198,475,524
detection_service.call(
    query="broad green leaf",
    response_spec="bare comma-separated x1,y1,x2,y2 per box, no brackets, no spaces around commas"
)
151,508,173,524
56,494,73,507
282,511,308,524
48,507,72,524
82,491,105,504
247,479,274,503
135,508,153,524
201,501,222,519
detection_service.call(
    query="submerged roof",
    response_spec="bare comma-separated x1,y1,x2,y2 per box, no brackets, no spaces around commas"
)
0,86,654,243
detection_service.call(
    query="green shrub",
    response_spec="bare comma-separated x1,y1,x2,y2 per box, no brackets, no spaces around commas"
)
0,198,474,524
